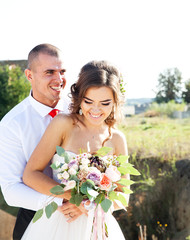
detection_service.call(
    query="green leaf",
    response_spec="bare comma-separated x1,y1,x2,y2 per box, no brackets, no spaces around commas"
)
63,152,70,164
45,202,58,218
122,187,133,194
32,208,43,223
56,146,65,156
80,183,88,195
75,193,83,206
109,184,117,192
71,188,77,197
50,185,65,195
70,175,79,182
69,196,76,204
117,166,128,175
105,223,108,238
80,180,95,195
117,193,128,207
50,162,61,170
100,198,112,212
108,191,118,201
126,166,141,176
116,155,129,164
120,162,134,168
117,179,135,186
95,193,105,204
86,179,95,188
117,163,140,176
95,147,112,157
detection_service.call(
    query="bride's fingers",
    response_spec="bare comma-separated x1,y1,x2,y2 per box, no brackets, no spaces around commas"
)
58,203,88,219
67,215,79,223
78,204,88,216
67,211,85,223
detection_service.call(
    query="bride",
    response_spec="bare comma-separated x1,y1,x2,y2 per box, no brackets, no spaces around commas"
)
22,60,129,240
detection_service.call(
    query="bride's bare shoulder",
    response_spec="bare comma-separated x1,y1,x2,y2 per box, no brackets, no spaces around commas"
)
111,128,128,155
112,128,126,142
51,113,74,129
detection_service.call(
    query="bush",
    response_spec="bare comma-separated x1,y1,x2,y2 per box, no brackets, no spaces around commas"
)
147,101,186,117
0,65,31,120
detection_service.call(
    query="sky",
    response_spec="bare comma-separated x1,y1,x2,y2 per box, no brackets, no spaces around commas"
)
1,0,190,99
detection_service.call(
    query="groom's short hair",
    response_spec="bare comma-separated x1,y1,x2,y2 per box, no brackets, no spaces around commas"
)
27,43,62,69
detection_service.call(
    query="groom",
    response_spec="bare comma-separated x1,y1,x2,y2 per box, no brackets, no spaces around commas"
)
0,43,83,239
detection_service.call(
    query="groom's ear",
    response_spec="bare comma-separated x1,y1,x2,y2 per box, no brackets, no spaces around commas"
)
25,69,32,83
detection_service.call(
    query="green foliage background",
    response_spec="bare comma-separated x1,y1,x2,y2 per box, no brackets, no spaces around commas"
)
0,65,31,120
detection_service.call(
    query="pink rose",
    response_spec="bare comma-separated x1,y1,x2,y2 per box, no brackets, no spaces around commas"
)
105,166,121,182
99,173,112,191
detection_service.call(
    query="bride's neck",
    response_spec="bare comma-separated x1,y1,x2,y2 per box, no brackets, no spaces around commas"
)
83,121,108,135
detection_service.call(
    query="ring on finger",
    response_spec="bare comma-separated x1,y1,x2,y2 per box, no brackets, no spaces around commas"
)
69,213,73,218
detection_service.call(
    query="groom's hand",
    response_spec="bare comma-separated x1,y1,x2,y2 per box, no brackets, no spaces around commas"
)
58,201,88,222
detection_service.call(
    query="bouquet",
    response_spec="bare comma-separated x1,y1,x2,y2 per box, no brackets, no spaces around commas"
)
33,146,140,226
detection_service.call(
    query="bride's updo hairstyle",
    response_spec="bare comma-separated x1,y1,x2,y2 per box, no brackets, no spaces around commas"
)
70,60,125,128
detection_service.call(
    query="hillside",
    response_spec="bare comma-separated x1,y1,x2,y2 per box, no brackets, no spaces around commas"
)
126,98,154,105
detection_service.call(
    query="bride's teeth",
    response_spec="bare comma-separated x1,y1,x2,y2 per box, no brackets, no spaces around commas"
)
91,114,101,118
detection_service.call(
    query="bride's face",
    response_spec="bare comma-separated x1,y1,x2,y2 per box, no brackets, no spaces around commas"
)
80,86,115,126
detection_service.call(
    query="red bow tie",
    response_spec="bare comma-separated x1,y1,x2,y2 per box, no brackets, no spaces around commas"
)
48,109,60,118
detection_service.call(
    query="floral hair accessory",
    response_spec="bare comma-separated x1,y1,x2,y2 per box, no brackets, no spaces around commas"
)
119,74,126,95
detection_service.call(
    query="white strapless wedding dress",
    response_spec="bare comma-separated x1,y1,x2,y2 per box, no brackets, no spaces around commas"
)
21,152,125,240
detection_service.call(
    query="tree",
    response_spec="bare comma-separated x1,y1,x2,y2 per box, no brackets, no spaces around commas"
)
155,68,182,103
182,79,190,103
0,65,31,120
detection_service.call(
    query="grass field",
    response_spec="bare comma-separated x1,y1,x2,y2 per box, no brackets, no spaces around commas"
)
119,116,190,162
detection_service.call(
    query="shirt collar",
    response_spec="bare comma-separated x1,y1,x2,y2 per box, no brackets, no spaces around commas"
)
28,91,62,117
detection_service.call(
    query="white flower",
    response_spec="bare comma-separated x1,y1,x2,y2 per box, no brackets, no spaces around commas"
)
68,168,77,175
72,164,78,170
81,158,90,165
53,154,65,163
61,163,68,171
79,165,89,171
63,180,76,191
57,173,63,180
105,166,121,182
62,171,70,180
88,167,101,175
55,161,61,168
102,155,112,165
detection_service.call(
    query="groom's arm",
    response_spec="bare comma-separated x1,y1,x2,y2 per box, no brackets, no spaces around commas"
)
0,123,62,211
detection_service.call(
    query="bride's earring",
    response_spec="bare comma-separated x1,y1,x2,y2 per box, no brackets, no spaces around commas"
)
79,108,83,115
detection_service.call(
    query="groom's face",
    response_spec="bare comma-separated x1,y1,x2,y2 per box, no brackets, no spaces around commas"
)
26,53,67,108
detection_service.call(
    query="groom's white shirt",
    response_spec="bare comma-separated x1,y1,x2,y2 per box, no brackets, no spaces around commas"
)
0,92,69,211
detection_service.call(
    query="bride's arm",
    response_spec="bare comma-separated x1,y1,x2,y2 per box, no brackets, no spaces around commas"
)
22,114,71,200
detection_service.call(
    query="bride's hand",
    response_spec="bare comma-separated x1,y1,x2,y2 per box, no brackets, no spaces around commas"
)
58,201,88,223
